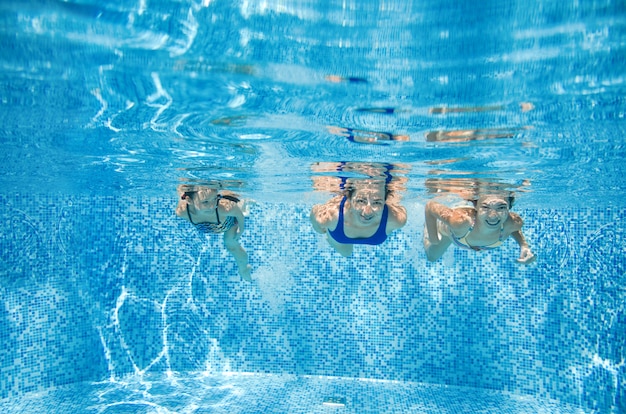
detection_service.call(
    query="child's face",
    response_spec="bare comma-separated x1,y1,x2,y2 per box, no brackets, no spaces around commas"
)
476,196,509,227
191,189,218,211
349,187,386,225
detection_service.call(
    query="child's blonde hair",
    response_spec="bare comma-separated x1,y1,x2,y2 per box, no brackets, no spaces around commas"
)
176,184,241,216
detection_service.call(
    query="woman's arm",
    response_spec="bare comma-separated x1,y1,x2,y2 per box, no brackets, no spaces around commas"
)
386,203,407,233
310,198,341,234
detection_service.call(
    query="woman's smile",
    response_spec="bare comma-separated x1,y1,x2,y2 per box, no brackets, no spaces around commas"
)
360,213,375,222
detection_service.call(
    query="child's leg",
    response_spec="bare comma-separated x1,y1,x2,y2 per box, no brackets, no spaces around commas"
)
423,225,452,262
223,226,251,281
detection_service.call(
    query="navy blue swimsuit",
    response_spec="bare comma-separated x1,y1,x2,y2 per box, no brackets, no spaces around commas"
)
328,197,389,245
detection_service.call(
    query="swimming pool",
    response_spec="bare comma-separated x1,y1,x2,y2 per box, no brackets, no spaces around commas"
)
0,0,624,413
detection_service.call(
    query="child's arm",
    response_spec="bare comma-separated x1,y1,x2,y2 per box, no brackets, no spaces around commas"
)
425,201,472,243
511,230,535,264
221,201,245,237
507,213,535,264
175,197,191,221
424,201,447,244
231,206,245,236
510,229,535,264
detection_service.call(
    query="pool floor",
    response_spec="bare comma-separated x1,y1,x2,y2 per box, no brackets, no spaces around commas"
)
0,372,586,413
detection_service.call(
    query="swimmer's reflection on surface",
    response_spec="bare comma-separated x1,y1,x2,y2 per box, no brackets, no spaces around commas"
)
347,102,534,116
173,60,255,76
327,126,410,145
210,115,249,126
424,177,531,198
325,75,368,84
425,126,531,143
421,178,535,264
426,103,534,143
310,162,408,257
429,102,534,114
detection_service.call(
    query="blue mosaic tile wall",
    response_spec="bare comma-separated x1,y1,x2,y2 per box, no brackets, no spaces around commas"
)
0,194,624,412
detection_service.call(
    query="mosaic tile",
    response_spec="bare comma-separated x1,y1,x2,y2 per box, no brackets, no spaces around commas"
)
0,373,589,413
0,195,624,413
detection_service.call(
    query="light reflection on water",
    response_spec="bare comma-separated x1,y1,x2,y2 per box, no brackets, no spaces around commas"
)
0,1,624,207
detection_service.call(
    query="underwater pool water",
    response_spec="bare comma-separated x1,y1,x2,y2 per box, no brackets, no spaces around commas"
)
0,372,589,413
0,0,624,207
1,0,625,413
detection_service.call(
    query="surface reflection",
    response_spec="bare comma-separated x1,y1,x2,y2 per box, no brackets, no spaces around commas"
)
424,177,531,198
425,126,530,143
325,75,368,84
173,59,256,76
429,102,535,114
310,162,407,257
426,103,534,143
327,126,410,145
176,183,252,281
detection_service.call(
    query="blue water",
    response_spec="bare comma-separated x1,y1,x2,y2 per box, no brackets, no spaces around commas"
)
1,0,625,206
0,0,625,413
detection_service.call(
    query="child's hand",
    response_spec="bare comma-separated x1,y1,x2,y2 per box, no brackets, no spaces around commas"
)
517,246,536,264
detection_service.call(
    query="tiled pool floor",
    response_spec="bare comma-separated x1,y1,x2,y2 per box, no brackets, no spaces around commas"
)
0,372,587,413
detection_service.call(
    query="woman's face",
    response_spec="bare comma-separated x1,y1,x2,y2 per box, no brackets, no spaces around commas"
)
475,196,509,228
348,187,386,225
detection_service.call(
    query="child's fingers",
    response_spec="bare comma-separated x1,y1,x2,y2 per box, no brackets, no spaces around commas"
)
517,252,536,264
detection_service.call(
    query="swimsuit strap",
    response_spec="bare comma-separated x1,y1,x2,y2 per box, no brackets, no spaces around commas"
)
214,196,221,224
452,216,505,251
219,194,240,203
336,196,347,229
454,215,474,244
186,198,222,226
214,194,241,223
465,208,506,241
186,204,197,225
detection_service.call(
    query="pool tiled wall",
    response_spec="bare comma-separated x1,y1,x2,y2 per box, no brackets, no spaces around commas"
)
0,195,624,412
